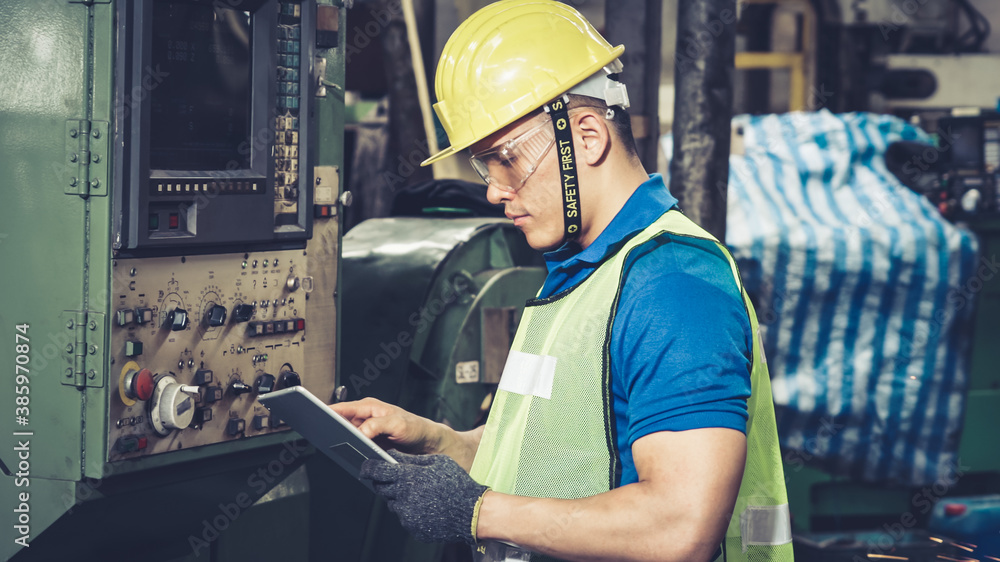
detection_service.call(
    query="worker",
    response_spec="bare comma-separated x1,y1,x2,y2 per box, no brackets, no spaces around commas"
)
332,1,793,560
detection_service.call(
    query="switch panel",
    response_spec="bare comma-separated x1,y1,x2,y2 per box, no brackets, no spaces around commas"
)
108,251,325,461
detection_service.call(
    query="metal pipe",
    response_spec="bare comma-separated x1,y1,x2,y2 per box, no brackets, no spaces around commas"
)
605,0,663,172
669,0,738,242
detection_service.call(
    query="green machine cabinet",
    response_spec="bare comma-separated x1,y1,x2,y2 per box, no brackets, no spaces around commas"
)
0,1,348,560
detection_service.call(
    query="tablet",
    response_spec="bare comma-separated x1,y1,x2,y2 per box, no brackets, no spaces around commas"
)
257,386,397,489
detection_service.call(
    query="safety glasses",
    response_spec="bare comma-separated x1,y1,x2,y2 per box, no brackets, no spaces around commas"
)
469,117,555,193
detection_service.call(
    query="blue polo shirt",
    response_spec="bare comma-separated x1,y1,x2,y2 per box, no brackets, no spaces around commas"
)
540,174,752,486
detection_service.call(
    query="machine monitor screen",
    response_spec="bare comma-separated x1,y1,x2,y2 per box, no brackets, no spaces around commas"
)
949,120,984,172
149,3,253,171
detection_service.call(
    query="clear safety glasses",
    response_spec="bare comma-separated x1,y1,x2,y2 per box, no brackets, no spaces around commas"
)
469,117,555,193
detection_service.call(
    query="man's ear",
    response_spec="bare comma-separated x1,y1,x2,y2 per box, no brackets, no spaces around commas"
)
574,110,611,166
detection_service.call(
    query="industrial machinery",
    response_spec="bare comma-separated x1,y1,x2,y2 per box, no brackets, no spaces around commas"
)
0,0,347,559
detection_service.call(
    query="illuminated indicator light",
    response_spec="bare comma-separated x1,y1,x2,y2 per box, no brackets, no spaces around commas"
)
944,503,967,517
296,319,305,331
168,214,180,229
185,184,191,191
263,259,269,267
253,183,258,191
158,184,164,192
167,184,173,192
202,183,208,191
242,261,247,269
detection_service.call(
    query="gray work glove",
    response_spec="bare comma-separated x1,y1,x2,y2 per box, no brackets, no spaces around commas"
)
361,450,489,545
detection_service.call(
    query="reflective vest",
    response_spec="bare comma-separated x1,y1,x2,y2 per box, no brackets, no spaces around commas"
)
470,210,794,561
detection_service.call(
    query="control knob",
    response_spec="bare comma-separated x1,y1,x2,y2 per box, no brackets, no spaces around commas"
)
232,304,255,323
279,370,301,388
203,304,228,327
167,308,189,331
148,374,199,436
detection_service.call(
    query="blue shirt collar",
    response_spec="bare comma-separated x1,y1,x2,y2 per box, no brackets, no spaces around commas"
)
544,174,678,272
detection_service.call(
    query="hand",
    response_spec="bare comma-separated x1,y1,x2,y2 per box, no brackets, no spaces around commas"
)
329,397,442,454
362,450,489,545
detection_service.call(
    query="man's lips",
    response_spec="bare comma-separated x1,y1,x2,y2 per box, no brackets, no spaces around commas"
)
506,212,528,226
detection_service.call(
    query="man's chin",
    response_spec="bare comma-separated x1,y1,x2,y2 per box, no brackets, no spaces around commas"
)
523,230,563,252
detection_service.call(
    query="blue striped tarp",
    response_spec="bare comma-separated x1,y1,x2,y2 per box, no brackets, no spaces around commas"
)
662,110,979,486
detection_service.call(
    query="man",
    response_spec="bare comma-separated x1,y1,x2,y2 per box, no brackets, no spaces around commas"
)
332,2,793,560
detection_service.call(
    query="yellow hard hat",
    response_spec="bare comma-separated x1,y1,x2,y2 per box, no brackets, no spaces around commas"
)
421,0,626,166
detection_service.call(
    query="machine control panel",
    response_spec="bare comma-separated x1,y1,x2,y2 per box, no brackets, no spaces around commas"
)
108,250,320,460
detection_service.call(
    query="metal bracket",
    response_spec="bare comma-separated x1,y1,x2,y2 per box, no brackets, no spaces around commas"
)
65,119,109,197
60,311,107,388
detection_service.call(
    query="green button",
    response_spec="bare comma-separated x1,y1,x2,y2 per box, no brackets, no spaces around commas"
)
149,214,159,230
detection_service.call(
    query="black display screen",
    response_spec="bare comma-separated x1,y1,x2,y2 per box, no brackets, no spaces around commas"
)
149,3,253,171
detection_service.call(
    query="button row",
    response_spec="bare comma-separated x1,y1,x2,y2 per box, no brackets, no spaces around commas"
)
247,318,305,337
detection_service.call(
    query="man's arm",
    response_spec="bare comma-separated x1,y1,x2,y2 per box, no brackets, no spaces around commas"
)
331,397,484,471
476,427,746,562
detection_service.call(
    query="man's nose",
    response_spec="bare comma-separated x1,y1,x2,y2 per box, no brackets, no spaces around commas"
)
485,182,512,206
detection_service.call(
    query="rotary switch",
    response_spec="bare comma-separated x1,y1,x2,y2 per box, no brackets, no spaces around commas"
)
167,308,189,331
278,369,301,388
255,373,276,394
148,374,200,436
203,304,228,327
232,303,255,323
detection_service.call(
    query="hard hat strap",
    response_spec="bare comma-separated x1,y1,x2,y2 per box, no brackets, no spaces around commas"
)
543,96,582,240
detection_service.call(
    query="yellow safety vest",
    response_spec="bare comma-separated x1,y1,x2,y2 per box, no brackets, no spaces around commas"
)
471,210,793,561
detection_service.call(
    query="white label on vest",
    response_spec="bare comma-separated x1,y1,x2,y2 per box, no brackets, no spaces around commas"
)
497,351,557,400
740,503,792,551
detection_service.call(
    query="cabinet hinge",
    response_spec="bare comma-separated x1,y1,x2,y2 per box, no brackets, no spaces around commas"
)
65,119,109,197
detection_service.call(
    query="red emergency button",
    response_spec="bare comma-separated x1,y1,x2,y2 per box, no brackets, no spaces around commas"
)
168,213,180,229
296,319,305,331
943,503,967,516
126,368,155,401
136,436,148,450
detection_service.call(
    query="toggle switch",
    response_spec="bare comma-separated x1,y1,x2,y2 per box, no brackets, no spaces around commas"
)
230,380,253,396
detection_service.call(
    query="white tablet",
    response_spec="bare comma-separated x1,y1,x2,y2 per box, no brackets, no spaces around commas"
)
257,386,397,489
